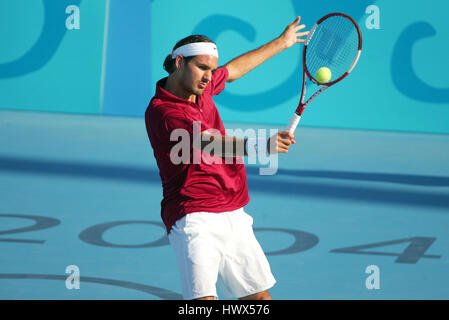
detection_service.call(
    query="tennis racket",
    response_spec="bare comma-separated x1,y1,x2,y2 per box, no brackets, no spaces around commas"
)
286,12,362,133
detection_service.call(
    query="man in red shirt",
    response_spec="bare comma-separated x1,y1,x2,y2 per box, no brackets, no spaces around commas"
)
145,16,309,300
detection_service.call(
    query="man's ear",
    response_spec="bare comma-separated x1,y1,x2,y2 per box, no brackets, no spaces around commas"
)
175,55,184,70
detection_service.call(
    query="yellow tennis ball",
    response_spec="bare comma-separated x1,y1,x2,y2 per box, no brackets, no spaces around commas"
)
315,67,332,83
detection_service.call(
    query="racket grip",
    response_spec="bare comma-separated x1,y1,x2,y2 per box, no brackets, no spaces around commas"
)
286,113,301,133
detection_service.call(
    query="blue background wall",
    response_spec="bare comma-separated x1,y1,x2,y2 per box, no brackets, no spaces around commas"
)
0,0,105,114
1,0,448,134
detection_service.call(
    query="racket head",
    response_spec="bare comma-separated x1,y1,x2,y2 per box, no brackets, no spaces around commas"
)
303,13,362,86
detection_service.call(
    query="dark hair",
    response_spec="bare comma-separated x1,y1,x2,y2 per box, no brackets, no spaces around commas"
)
163,35,215,74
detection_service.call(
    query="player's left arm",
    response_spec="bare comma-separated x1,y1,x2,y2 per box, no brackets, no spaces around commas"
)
224,16,309,83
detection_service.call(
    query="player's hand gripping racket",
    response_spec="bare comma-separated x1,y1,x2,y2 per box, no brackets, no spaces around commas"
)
286,13,362,133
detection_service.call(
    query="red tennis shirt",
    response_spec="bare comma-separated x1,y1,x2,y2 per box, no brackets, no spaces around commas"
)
145,67,250,234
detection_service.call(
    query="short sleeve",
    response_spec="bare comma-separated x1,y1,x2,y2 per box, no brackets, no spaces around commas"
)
207,67,229,96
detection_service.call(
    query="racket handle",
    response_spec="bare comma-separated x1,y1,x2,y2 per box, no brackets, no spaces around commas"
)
286,113,301,133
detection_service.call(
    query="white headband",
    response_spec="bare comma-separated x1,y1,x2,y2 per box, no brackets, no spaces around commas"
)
171,42,218,59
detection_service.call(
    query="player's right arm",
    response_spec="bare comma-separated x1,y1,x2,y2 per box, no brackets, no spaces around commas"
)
200,131,296,156
149,104,295,160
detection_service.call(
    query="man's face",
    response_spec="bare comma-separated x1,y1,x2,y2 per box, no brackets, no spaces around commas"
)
178,54,218,97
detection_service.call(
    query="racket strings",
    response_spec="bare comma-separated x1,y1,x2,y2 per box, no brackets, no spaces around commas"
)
308,28,355,78
309,17,358,67
306,15,360,82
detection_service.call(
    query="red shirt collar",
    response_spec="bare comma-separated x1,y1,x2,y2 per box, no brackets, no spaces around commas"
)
155,78,197,105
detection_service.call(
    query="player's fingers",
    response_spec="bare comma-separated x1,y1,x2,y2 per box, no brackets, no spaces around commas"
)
278,142,292,152
279,130,293,138
296,31,310,37
279,136,294,146
290,16,301,26
294,24,306,31
296,33,310,43
280,130,295,140
283,139,296,146
274,138,287,149
279,137,292,146
277,146,288,153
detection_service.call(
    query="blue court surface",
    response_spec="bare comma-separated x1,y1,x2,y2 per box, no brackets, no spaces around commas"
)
1,109,448,300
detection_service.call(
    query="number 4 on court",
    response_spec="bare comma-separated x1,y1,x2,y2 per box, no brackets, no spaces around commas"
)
330,237,441,264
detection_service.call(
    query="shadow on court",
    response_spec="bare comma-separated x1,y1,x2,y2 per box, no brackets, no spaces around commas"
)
1,154,449,210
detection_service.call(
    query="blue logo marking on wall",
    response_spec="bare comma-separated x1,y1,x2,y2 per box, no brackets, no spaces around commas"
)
191,1,373,112
0,0,82,78
391,21,449,104
1,0,449,133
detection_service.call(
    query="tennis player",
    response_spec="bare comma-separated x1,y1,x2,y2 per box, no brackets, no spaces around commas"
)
145,16,309,300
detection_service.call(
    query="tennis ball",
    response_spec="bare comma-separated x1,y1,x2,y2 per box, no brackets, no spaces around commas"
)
315,67,332,83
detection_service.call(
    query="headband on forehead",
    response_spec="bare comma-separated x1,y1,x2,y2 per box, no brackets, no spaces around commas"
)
171,42,219,59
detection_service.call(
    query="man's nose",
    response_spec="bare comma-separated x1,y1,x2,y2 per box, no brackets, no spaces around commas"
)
203,70,212,82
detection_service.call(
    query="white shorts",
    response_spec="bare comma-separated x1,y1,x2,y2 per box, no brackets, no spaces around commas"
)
168,207,276,300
